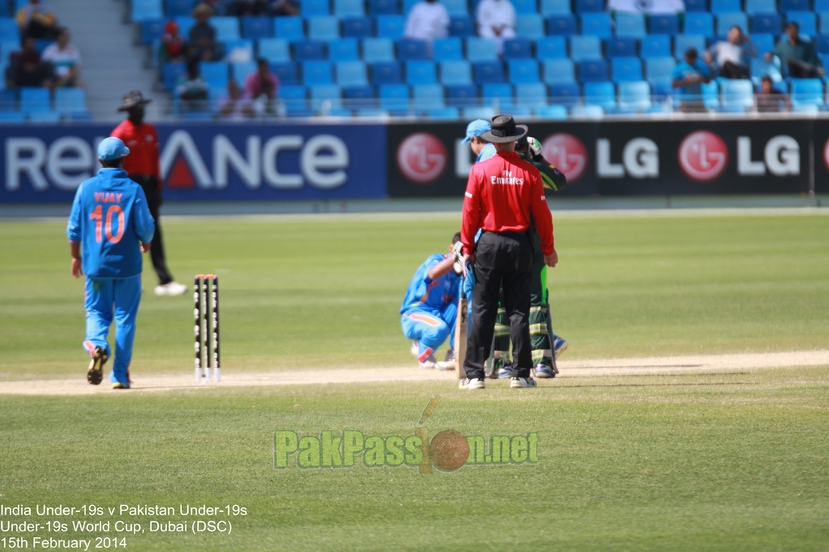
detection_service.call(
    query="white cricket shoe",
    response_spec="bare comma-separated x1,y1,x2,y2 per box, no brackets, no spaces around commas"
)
419,355,438,370
154,281,188,296
510,377,537,389
438,349,457,371
459,377,486,390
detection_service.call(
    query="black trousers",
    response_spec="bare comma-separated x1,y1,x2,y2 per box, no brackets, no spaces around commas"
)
132,175,173,286
463,231,533,379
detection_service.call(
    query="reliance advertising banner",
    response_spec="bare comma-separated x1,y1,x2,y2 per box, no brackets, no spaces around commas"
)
387,120,813,198
0,123,387,203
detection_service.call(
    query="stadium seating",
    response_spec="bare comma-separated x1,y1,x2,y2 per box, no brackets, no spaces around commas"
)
791,78,826,108
536,36,567,59
241,17,272,39
606,37,637,58
371,61,402,84
447,84,479,107
433,38,464,60
363,38,395,63
440,60,472,85
569,35,602,62
274,17,305,40
328,38,360,61
584,81,616,110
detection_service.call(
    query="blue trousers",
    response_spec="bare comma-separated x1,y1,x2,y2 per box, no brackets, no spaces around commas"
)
401,304,457,362
83,275,142,385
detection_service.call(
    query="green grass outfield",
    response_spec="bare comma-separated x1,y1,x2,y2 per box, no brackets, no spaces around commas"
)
1,211,828,550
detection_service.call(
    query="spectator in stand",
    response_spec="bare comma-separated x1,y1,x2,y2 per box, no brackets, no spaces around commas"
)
5,35,53,89
189,3,220,62
704,26,756,80
160,20,187,64
404,0,450,49
175,60,209,110
765,22,824,78
268,0,299,16
16,0,58,40
218,80,256,119
42,27,83,88
475,0,516,56
672,47,712,113
244,58,279,114
755,76,791,113
230,0,268,15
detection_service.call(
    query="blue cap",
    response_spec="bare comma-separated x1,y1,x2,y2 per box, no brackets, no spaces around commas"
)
97,137,130,161
463,119,491,143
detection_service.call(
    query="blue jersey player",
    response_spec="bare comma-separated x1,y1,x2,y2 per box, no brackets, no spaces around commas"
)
401,233,463,370
67,137,155,389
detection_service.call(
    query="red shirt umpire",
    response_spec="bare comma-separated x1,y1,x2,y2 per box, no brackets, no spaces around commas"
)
459,115,557,390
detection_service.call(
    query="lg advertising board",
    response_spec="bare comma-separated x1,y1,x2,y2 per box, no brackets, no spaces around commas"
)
0,123,387,203
387,120,812,198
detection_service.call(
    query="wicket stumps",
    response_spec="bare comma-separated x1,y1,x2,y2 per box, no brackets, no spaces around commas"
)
194,274,221,382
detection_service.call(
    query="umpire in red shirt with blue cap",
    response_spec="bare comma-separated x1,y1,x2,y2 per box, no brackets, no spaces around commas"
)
459,114,557,390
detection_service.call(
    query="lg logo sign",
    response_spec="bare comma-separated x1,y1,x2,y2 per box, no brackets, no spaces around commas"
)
678,131,729,182
541,133,587,182
679,131,800,182
397,133,447,184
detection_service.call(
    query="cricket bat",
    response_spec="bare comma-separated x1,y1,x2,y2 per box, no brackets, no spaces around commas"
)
455,276,468,380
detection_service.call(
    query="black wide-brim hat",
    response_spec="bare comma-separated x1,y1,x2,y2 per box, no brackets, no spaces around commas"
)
117,90,152,112
480,114,528,143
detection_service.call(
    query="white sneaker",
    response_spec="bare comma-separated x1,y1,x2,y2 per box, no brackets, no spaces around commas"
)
419,355,438,370
154,281,188,296
438,349,457,371
459,377,486,390
510,377,537,389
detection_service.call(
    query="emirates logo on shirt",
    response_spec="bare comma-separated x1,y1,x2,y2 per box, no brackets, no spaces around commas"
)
490,170,524,185
397,133,447,184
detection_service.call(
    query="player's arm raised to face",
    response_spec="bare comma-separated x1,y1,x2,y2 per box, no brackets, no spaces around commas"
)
426,256,456,281
460,165,483,256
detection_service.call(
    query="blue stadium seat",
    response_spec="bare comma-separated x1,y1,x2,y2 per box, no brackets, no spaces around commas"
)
640,35,670,58
402,0,419,13
606,37,637,58
541,0,572,15
618,81,651,111
443,0,469,16
335,0,365,16
369,0,399,15
241,17,273,39
720,79,755,109
433,37,464,60
376,15,405,38
473,60,505,84
515,82,547,108
165,0,194,17
611,57,642,82
406,60,437,83
780,0,810,11
584,81,616,110
466,38,499,61
791,78,826,107
224,39,254,59
258,38,290,62
817,0,829,11
163,62,186,90
549,82,580,107
482,83,516,110
362,38,395,62
140,19,164,44
649,14,679,35
569,35,601,62
200,61,229,90
55,88,89,117
820,14,829,35
231,61,256,81
674,34,706,58
513,0,538,14
535,105,567,119
412,84,445,110
0,112,26,123
536,36,567,59
503,38,533,59
379,84,410,112
449,16,475,37
517,14,545,39
542,58,575,83
336,61,368,86
271,62,299,85
274,17,305,40
684,12,714,37
787,12,817,36
578,59,608,82
342,16,373,37
397,39,429,60
716,13,748,36
547,14,577,36
710,0,741,13
131,0,162,22
425,107,459,120
751,33,775,55
651,80,673,102
615,13,646,37
752,13,782,34
302,61,333,85
749,57,782,80
745,0,777,15
645,57,676,83
328,38,359,61
580,12,611,38
293,40,326,61
19,87,50,113
310,84,342,111
819,34,829,53
279,85,308,115
302,0,331,16
211,17,240,41
370,61,402,84
440,60,472,84
575,0,603,12
446,84,479,107
29,111,61,123
508,59,540,83
308,16,340,40
685,0,708,11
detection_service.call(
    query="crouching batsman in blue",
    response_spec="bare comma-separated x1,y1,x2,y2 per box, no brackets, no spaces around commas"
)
67,137,155,389
400,233,463,371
